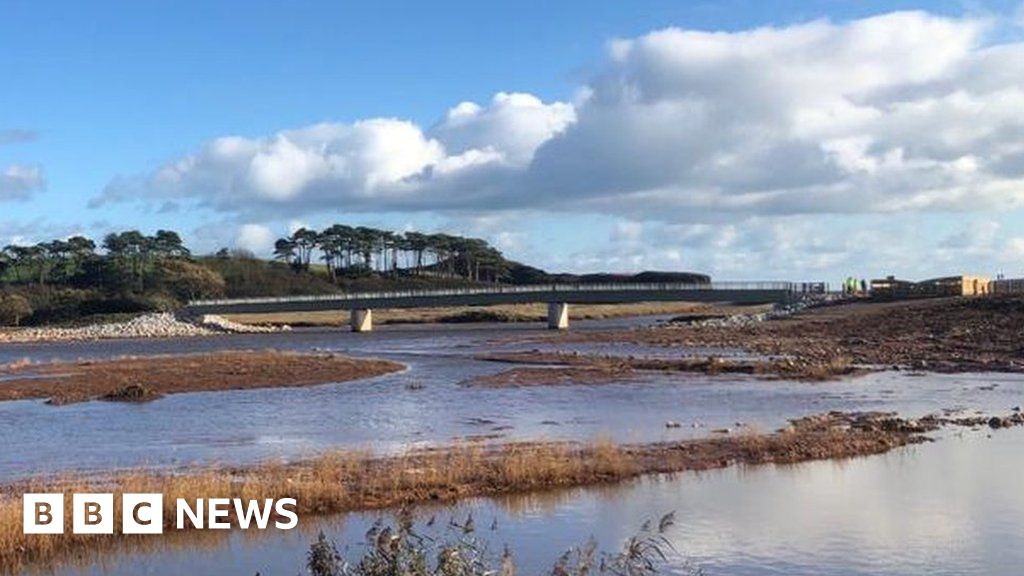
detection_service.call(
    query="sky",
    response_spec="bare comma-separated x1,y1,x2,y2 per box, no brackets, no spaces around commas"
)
3,0,1024,283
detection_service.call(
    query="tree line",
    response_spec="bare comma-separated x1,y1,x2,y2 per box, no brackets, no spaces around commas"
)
272,226,510,282
0,225,516,325
0,229,219,326
0,230,191,291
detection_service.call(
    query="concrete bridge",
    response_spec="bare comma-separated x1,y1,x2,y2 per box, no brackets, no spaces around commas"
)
187,281,815,332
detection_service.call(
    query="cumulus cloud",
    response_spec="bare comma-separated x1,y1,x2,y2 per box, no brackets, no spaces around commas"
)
432,92,575,165
0,164,45,201
97,10,1024,223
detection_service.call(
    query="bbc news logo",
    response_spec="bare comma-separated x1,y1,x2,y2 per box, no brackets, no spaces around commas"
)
23,494,298,534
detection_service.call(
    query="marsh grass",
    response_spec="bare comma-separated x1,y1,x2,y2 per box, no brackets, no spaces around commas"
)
0,442,640,573
305,510,702,576
1,414,927,574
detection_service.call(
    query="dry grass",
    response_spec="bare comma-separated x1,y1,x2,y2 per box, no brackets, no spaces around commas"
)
0,412,935,574
0,442,635,573
223,302,769,327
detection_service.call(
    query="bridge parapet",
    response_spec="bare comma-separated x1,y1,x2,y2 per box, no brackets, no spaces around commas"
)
186,281,820,331
189,281,800,308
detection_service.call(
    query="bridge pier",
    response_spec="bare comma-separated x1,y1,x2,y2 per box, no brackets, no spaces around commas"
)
350,309,373,332
547,302,569,330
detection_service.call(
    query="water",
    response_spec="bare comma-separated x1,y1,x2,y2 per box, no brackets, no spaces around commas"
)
4,318,1024,575
38,428,1024,576
0,320,1019,480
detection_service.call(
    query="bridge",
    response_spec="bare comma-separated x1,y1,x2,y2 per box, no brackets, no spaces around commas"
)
187,281,817,332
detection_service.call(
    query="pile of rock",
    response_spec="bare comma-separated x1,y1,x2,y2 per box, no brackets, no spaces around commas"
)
0,312,285,343
684,294,834,328
193,313,284,334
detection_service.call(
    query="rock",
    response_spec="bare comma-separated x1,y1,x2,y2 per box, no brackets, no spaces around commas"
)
988,416,1006,429
665,421,681,429
0,312,281,344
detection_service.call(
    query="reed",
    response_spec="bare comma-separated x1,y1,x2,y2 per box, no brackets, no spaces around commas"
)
0,412,930,574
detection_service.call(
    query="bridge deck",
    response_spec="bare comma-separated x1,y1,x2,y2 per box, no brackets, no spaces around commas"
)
186,282,802,315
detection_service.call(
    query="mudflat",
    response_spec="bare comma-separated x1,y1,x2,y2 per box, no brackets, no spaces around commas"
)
0,351,404,405
556,295,1024,375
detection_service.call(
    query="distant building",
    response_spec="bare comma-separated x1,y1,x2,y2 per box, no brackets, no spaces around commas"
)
870,275,990,300
918,275,990,297
991,278,1024,294
870,276,917,300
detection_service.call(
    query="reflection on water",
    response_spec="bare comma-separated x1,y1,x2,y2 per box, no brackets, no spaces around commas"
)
1,319,1023,480
40,429,1024,576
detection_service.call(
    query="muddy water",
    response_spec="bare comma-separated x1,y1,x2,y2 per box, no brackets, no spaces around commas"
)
0,318,1021,480
39,428,1024,576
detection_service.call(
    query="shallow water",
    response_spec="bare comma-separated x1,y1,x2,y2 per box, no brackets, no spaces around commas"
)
6,318,1024,575
0,319,1020,480
38,427,1024,576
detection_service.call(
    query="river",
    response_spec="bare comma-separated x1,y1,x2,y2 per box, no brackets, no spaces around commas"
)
2,317,1021,574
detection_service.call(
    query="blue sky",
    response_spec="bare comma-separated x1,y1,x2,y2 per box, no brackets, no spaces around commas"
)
3,0,1024,282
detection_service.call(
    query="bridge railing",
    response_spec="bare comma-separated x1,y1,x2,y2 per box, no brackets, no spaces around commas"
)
188,281,801,307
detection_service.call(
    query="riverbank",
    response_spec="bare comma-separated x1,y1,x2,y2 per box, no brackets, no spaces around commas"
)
546,295,1024,377
0,409,971,574
0,351,404,405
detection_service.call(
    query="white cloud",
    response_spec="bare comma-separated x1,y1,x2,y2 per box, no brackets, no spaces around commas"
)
432,92,575,165
0,164,45,200
235,224,276,255
96,10,1024,226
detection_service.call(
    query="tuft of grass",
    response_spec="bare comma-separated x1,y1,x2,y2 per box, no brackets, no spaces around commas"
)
100,383,162,403
304,511,700,576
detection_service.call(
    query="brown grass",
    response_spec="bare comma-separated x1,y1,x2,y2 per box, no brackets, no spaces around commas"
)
223,302,770,327
0,351,405,405
0,411,935,573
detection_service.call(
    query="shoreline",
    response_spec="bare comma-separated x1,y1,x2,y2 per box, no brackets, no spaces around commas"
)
2,409,1017,574
0,350,405,405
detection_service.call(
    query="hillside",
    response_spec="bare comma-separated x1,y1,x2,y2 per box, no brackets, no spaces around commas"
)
0,226,709,326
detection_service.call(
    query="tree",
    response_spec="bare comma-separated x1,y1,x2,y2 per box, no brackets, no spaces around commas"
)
0,293,32,326
2,245,31,283
354,227,380,271
65,236,97,279
103,230,153,291
273,238,297,266
291,228,319,270
404,232,428,275
152,230,189,258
